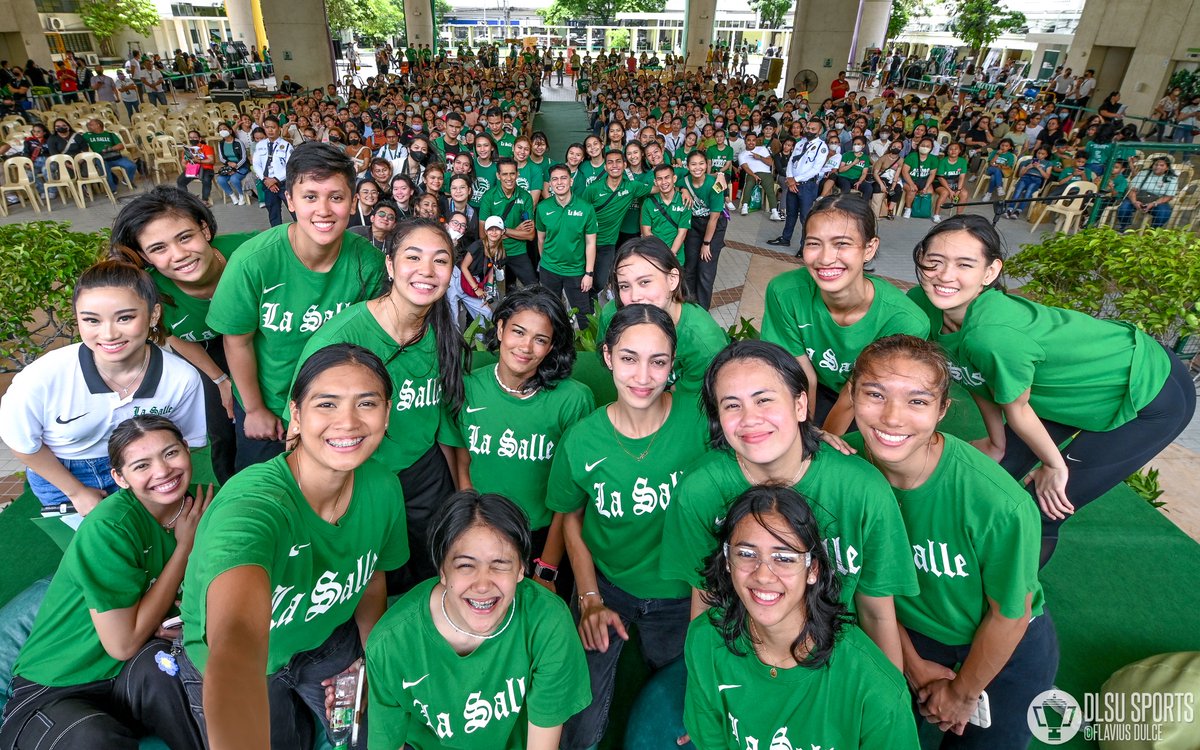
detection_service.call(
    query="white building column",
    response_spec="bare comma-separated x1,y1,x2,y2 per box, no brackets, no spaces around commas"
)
258,0,335,87
404,0,436,50
785,0,859,97
683,0,716,69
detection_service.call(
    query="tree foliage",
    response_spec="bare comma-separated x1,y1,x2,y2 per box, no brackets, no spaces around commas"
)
327,0,404,39
948,0,1025,59
540,0,666,28
750,0,792,29
79,0,160,45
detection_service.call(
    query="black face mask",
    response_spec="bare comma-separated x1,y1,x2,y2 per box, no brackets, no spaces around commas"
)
412,150,429,165
189,139,200,145
55,127,68,134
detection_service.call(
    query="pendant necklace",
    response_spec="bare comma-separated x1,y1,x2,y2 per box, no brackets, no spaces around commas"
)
494,365,537,398
160,497,185,530
98,348,150,397
440,589,516,640
748,619,778,678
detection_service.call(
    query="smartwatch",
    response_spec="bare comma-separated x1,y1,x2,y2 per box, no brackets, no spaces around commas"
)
533,560,559,582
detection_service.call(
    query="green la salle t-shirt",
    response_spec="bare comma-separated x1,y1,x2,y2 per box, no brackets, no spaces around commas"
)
705,144,735,175
761,270,928,392
442,367,594,529
684,618,919,750
546,396,710,599
597,301,728,397
908,287,1171,432
660,447,918,608
205,224,385,418
679,175,724,218
153,232,257,345
583,176,653,246
478,185,534,257
620,169,656,235
366,578,591,750
516,160,544,195
15,489,179,686
181,454,409,675
535,195,598,277
903,152,937,184
640,191,692,263
296,303,447,474
845,432,1044,645
471,161,498,207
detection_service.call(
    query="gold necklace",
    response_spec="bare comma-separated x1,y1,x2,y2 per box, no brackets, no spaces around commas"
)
97,348,150,397
736,452,808,488
748,619,779,678
291,453,352,524
609,403,667,462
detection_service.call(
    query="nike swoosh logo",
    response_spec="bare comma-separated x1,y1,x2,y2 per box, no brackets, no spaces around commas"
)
797,323,813,329
173,314,189,328
288,543,311,556
1065,454,1081,463
717,684,742,692
263,283,285,294
714,515,726,528
55,413,89,424
544,210,556,215
402,674,429,689
465,406,487,413
585,458,606,472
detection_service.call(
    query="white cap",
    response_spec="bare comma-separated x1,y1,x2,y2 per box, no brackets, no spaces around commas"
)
484,216,505,231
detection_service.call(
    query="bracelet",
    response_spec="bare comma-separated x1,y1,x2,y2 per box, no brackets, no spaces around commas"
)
702,241,711,245
212,373,229,385
533,557,557,572
578,591,602,604
583,271,594,276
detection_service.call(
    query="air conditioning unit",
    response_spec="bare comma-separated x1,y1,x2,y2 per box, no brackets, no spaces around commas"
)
84,53,99,66
47,16,65,31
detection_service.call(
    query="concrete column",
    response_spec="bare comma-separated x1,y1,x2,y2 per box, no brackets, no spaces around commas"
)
224,0,256,45
258,0,334,87
404,0,436,51
683,0,716,69
859,0,891,53
0,0,52,64
785,0,860,97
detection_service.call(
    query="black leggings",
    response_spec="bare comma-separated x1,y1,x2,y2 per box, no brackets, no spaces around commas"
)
999,349,1196,565
683,215,727,310
386,444,456,595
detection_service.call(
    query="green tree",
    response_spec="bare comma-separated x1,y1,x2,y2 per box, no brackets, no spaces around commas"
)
79,0,159,55
948,0,1025,61
884,0,928,46
540,0,665,28
327,0,404,39
750,0,791,29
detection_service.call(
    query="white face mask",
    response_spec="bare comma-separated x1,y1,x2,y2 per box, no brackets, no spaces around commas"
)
218,130,231,138
448,227,464,242
918,146,932,155
852,144,864,153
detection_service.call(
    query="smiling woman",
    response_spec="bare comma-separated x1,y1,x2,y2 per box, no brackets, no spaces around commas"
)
297,218,467,594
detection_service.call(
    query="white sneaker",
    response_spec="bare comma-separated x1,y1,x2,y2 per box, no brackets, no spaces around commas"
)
769,209,781,221
982,191,992,201
968,174,978,183
725,200,736,211
932,214,942,223
258,201,265,208
740,204,749,216
903,208,912,218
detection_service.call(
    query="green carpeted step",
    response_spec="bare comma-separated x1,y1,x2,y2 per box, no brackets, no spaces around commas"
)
537,102,594,156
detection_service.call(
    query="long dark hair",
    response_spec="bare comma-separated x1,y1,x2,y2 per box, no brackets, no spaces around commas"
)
109,414,187,473
110,186,217,258
73,260,165,346
609,235,688,304
700,485,849,669
487,286,576,392
912,213,1005,290
701,340,821,455
382,217,467,417
428,489,533,572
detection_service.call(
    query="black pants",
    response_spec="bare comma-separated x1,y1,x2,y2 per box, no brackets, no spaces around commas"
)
386,444,456,595
177,170,213,201
835,174,874,202
0,639,204,750
177,619,362,750
593,244,617,302
540,268,593,329
999,347,1196,564
199,370,236,485
683,215,727,310
906,613,1059,749
232,399,285,473
263,180,291,227
504,252,538,288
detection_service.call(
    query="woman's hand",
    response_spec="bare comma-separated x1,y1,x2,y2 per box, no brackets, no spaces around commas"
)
815,428,856,455
532,577,557,595
322,658,363,720
174,484,214,548
1027,464,1074,519
904,654,957,693
68,485,108,516
918,678,978,735
577,601,628,653
217,377,235,420
244,407,283,441
700,244,712,262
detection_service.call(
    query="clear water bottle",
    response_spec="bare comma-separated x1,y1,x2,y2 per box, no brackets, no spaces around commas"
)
327,662,363,748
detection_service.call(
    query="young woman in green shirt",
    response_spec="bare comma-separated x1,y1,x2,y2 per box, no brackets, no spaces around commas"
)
933,141,970,222
849,334,1057,749
547,304,710,750
0,416,209,750
111,186,254,483
366,491,591,750
179,344,410,749
680,150,728,311
446,287,595,597
683,485,918,750
910,215,1196,564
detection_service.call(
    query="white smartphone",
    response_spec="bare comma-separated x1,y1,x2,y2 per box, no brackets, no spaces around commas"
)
968,690,992,729
161,615,183,629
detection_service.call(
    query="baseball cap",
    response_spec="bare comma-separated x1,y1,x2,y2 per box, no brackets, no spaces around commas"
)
484,216,505,231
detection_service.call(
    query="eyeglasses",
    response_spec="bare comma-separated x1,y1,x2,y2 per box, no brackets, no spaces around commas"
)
374,213,397,222
448,219,467,229
724,543,811,577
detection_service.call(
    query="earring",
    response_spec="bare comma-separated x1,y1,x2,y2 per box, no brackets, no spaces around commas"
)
807,576,816,585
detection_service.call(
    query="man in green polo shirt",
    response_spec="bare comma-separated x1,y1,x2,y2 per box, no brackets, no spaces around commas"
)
582,150,654,301
537,163,597,329
478,157,536,286
641,163,691,264
486,108,516,157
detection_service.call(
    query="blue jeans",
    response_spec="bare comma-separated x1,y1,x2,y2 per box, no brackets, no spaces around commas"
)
104,156,138,190
906,612,1059,749
148,91,168,106
779,177,818,243
177,618,362,750
985,166,1005,193
1008,175,1044,214
1117,198,1171,229
26,455,117,507
215,168,248,198
560,575,690,750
